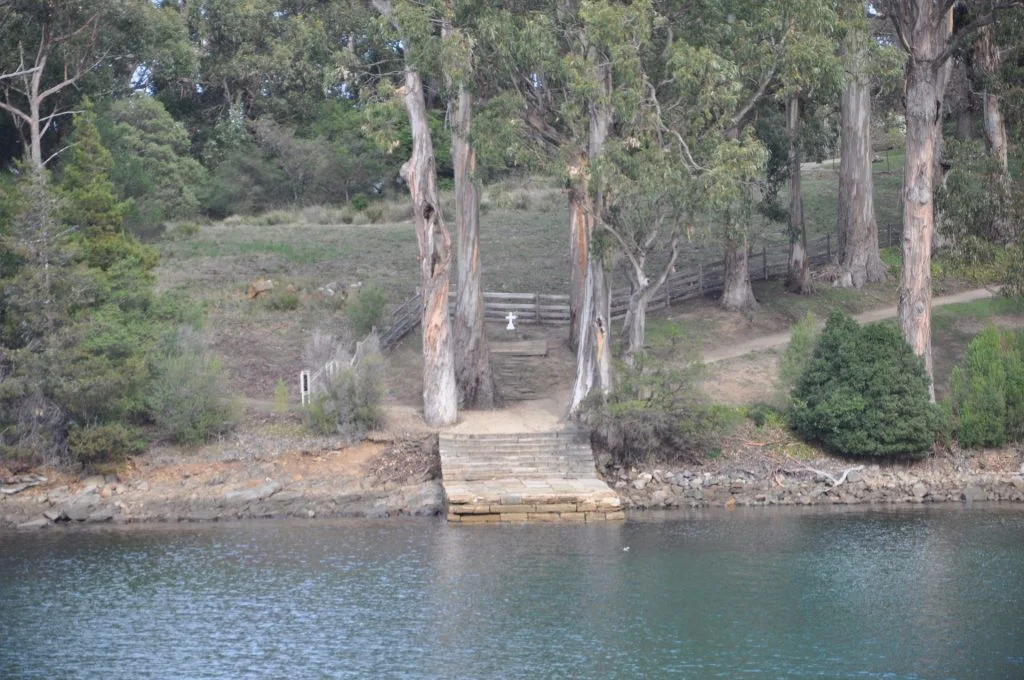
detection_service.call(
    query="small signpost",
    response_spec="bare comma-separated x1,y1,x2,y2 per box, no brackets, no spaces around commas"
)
505,312,518,331
300,370,311,406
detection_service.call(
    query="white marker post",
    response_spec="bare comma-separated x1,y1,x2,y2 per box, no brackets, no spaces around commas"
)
300,370,311,406
505,312,518,331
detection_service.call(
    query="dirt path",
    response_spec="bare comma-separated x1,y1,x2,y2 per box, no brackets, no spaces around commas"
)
703,286,1001,364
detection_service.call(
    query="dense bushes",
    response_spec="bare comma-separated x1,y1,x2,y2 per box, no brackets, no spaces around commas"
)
790,312,939,458
303,332,385,441
582,328,731,466
100,94,208,239
949,326,1024,448
0,110,233,470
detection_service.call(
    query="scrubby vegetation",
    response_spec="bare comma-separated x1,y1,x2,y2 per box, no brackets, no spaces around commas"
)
790,312,939,458
582,328,733,467
303,332,385,441
949,326,1024,449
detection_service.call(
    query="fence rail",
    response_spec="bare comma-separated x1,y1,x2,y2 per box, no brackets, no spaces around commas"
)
380,225,899,348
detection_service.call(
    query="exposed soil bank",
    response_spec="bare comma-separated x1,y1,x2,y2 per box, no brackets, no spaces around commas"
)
1,436,446,531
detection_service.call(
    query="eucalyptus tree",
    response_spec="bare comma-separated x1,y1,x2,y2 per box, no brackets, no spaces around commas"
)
0,0,179,171
836,1,899,289
442,1,498,409
663,0,839,311
372,0,458,426
878,0,1022,397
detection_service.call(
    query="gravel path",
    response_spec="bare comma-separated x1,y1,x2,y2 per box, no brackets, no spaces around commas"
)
703,286,1001,364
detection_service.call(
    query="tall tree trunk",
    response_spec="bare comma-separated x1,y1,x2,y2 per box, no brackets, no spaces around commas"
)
721,231,757,311
451,86,498,409
976,25,1009,174
896,4,954,402
569,58,613,414
837,4,886,289
621,236,679,363
568,156,589,351
786,95,810,294
401,68,458,426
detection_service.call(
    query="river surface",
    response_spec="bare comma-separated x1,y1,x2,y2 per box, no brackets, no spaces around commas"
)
2,506,1023,679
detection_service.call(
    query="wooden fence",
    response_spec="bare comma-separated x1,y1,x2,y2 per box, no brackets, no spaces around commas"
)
380,226,898,348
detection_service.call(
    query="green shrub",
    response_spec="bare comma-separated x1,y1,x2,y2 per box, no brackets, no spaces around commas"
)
363,205,385,223
581,327,729,466
304,334,385,440
345,285,389,335
350,193,369,211
146,328,236,445
790,312,938,458
67,423,145,469
777,311,820,406
950,326,1024,448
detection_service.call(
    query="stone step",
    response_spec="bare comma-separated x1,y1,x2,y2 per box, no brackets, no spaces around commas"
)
441,451,595,463
438,430,620,523
440,431,588,443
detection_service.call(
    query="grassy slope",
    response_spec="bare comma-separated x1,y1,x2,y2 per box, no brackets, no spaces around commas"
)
155,149,1013,409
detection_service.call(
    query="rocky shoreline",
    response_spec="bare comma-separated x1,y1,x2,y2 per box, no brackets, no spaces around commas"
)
1,473,445,530
606,459,1024,510
5,445,1024,530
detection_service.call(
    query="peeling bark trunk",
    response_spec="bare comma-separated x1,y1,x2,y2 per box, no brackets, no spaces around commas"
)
569,58,613,415
569,250,598,413
897,9,950,402
401,68,457,426
837,6,886,289
982,89,1009,173
786,95,810,294
722,231,757,311
451,86,498,409
568,162,590,351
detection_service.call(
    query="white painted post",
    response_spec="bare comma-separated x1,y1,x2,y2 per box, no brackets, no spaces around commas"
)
300,370,311,406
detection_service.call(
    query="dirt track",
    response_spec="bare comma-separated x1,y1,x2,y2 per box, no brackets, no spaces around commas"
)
703,286,1001,364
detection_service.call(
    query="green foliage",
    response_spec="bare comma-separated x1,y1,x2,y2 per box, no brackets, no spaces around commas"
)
59,99,128,237
304,334,385,441
935,140,1022,272
777,312,821,405
350,194,370,211
345,285,389,336
67,423,145,470
581,327,730,466
791,312,939,458
0,163,214,466
100,94,208,239
949,326,1024,448
146,328,236,445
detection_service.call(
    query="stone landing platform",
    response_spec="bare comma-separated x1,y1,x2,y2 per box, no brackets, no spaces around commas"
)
439,430,623,523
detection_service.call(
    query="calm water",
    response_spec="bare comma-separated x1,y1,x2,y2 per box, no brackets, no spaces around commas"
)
2,507,1023,679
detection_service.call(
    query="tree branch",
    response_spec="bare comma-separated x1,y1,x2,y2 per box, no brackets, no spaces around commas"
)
787,465,864,487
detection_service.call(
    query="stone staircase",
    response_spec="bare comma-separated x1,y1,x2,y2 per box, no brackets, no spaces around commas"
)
439,430,623,523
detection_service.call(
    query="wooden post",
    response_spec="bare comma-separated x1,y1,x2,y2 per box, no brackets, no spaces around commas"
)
698,263,704,293
827,233,832,261
535,293,542,326
762,245,768,280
